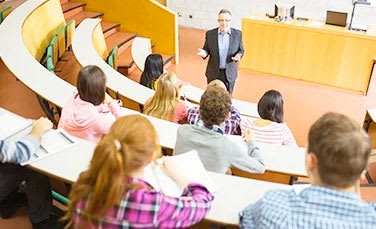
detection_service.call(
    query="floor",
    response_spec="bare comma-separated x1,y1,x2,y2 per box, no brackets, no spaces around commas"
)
1,26,376,227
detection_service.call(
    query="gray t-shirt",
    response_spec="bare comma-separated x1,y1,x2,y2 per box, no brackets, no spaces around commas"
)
173,124,265,174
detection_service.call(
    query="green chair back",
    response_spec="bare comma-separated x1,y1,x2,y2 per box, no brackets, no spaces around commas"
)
107,46,119,69
52,191,69,205
0,6,11,24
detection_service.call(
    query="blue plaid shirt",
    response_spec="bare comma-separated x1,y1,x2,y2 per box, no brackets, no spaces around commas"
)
240,186,376,229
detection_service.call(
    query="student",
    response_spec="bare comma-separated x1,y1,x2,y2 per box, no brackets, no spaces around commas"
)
63,115,213,228
139,54,163,89
144,72,188,123
241,90,297,146
174,86,265,174
0,117,59,228
187,80,241,135
240,113,376,228
58,65,126,143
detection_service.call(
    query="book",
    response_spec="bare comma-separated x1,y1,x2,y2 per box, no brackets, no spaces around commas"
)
21,129,76,166
0,110,32,140
143,150,216,197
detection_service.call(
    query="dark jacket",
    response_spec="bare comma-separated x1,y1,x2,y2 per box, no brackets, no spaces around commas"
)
202,27,244,85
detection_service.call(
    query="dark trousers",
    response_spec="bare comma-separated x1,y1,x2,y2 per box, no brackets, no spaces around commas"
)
208,69,235,94
0,163,52,223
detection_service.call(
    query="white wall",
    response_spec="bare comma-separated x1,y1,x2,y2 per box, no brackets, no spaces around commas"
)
166,0,376,30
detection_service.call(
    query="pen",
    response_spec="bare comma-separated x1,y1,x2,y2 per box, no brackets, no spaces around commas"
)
59,130,74,144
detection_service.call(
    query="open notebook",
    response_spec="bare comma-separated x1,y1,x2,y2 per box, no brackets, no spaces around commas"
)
21,129,76,166
0,111,32,140
143,150,216,197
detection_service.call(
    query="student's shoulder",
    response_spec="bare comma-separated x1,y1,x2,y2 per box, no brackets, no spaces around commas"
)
178,124,195,134
241,189,292,227
252,189,294,214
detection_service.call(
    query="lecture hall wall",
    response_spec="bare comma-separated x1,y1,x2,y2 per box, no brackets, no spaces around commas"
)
167,0,376,30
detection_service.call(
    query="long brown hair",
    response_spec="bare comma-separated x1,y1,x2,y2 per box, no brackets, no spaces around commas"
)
63,115,161,228
143,72,181,121
77,65,107,106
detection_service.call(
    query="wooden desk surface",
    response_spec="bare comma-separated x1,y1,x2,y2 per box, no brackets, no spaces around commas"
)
243,14,376,41
258,142,307,177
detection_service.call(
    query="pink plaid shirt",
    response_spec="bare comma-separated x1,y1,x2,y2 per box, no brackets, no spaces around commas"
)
73,178,213,228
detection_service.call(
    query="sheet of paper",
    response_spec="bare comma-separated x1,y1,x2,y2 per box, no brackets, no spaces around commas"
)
144,150,216,197
0,112,32,140
21,129,76,166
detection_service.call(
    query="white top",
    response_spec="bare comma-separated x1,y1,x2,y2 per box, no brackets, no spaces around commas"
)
241,118,297,147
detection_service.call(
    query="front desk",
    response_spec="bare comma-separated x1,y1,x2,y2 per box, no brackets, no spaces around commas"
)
240,15,376,94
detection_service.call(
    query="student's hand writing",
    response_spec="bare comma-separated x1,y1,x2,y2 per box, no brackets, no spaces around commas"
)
30,117,53,142
104,93,114,104
242,128,254,142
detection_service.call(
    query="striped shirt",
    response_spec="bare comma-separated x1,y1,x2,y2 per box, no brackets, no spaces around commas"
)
240,186,376,229
0,136,39,164
187,106,241,135
241,118,297,146
73,178,213,228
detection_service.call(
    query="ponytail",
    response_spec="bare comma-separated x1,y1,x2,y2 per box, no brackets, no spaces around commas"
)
63,134,128,227
63,115,159,227
85,135,126,221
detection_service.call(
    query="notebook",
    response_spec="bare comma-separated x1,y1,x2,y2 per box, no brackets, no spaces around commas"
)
21,129,76,166
143,150,216,197
0,111,32,140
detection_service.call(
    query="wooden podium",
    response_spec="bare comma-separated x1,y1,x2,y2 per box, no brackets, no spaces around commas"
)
240,15,376,94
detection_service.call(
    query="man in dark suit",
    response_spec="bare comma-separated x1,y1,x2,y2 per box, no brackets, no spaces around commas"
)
197,9,244,94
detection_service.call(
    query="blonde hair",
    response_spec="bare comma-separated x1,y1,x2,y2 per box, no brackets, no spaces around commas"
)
63,115,161,228
143,72,181,121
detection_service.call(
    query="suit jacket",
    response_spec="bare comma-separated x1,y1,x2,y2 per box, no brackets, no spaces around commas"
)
202,28,244,84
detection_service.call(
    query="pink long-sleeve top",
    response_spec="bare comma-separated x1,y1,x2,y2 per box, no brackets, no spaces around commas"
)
58,93,125,143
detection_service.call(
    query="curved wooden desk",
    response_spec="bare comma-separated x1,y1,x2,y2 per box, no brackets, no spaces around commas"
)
72,18,155,106
73,18,260,118
0,0,75,108
131,37,152,72
0,1,178,150
29,143,291,226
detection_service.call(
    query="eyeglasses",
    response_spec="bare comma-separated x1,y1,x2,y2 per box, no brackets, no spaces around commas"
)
218,19,231,22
